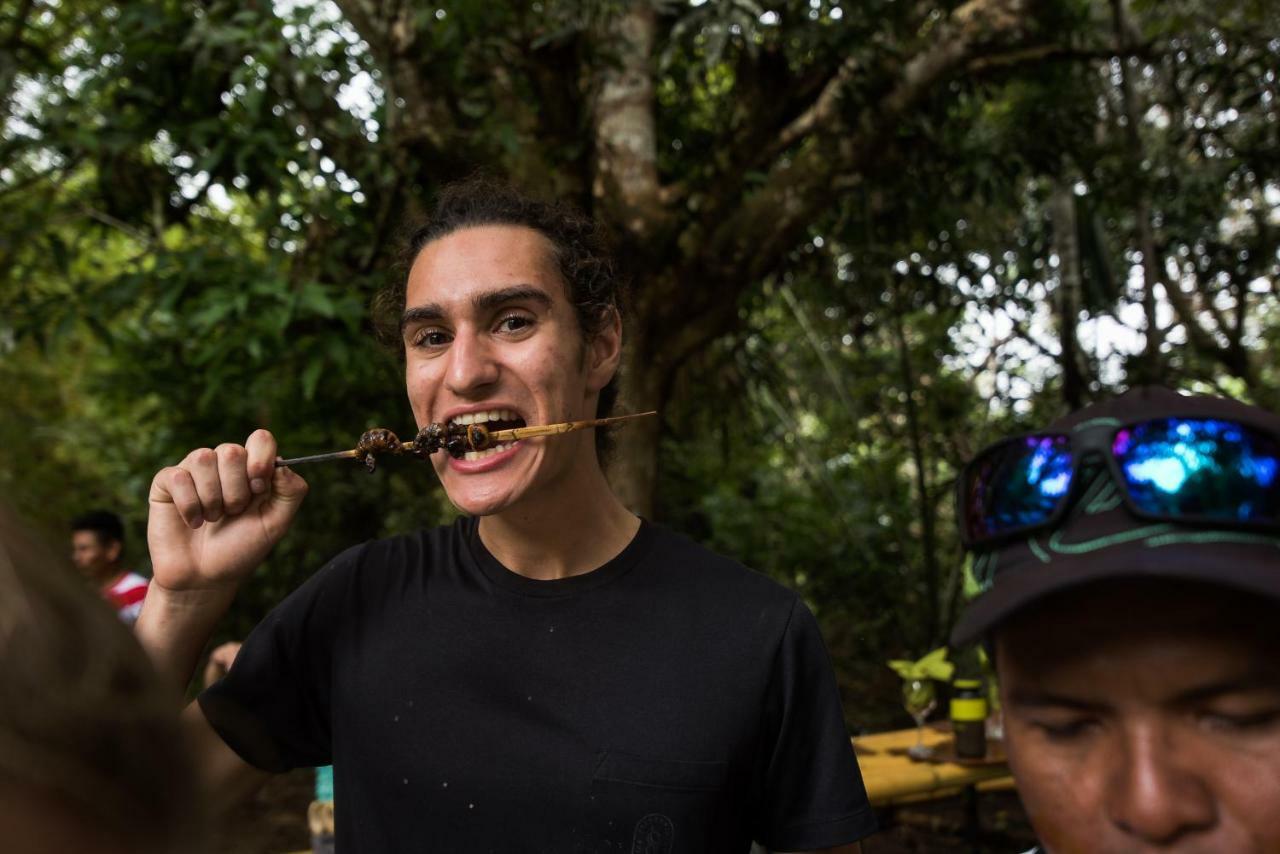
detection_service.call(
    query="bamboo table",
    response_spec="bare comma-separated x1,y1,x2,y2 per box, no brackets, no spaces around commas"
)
853,725,1012,807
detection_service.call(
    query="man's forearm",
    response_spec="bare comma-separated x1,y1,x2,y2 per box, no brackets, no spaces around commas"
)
135,583,238,701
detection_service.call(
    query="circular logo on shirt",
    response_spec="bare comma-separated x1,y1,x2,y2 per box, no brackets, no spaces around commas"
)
631,813,674,854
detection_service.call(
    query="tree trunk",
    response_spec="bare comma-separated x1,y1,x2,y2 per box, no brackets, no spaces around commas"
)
1050,181,1087,409
609,323,664,517
1111,0,1165,376
891,298,941,647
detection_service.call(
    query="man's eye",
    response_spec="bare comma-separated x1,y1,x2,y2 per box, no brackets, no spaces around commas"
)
1202,709,1280,732
1034,718,1099,741
412,329,451,348
496,314,533,334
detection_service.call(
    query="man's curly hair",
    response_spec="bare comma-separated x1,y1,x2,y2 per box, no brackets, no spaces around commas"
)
373,177,627,461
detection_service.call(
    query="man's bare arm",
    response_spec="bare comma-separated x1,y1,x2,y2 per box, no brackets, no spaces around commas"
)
136,430,307,810
136,585,238,701
183,703,269,814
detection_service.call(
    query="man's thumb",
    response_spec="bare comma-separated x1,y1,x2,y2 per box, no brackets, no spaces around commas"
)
263,466,309,525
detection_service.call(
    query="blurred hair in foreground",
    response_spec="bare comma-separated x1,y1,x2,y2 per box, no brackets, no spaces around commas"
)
0,500,202,854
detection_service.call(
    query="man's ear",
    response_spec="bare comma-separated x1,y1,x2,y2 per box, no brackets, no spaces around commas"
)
586,308,623,394
106,540,122,564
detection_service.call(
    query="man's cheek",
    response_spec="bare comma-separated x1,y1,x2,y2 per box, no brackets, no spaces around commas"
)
1219,754,1280,849
1021,784,1103,854
1008,739,1101,850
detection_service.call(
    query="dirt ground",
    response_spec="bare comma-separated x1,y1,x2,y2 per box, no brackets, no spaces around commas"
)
208,772,1035,854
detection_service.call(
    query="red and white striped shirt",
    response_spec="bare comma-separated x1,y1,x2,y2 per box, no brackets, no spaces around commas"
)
102,571,149,624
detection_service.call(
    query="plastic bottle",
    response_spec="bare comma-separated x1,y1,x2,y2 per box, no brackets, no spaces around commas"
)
950,678,988,760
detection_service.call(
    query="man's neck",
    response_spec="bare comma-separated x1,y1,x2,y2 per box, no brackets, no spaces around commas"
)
477,460,639,581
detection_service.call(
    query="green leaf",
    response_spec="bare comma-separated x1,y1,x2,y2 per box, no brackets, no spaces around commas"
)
887,647,953,682
298,282,337,318
301,359,324,401
190,299,236,329
917,647,955,681
887,659,920,679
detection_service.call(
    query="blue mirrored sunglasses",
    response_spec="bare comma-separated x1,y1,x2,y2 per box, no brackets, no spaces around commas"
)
958,417,1280,548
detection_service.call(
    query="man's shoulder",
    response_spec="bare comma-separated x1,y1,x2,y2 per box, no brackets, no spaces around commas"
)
280,523,463,617
321,520,463,578
644,522,800,607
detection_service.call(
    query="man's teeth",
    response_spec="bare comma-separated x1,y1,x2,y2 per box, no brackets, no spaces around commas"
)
451,409,519,426
462,441,516,462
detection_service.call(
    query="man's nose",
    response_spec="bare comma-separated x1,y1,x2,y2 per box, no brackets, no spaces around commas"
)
1105,725,1216,844
444,330,500,396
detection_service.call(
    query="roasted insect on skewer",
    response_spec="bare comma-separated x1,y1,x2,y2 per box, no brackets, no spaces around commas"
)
274,411,657,472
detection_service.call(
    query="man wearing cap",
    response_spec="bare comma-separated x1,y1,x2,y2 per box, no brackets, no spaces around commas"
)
952,386,1280,853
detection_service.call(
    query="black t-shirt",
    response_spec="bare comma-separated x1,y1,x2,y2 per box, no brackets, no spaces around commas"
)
200,518,875,852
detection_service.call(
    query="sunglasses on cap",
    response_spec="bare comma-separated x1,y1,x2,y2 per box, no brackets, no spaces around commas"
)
958,416,1280,548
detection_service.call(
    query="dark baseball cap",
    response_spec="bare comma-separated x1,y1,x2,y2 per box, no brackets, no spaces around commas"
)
951,386,1280,647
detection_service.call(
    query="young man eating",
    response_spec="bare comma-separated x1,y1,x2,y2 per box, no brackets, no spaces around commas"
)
137,180,875,853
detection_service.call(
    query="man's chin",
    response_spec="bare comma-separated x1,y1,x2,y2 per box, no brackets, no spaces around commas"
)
442,485,524,518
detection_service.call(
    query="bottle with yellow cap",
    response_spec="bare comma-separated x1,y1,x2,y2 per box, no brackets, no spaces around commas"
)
950,678,988,759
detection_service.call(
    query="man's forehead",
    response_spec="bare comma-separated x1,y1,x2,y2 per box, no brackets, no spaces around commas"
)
407,272,565,319
1000,578,1272,641
998,587,1280,703
409,224,559,285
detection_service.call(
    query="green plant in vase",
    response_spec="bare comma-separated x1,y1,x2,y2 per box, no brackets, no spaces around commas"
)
888,647,954,759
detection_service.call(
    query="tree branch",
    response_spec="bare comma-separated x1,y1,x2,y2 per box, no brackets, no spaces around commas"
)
754,55,861,167
81,206,154,245
1160,266,1230,359
966,40,1159,74
708,0,1034,281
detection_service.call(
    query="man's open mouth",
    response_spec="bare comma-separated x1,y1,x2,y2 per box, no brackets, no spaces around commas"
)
448,409,527,461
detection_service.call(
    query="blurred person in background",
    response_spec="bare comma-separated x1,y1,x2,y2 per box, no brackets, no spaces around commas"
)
953,387,1280,854
202,640,242,689
0,500,201,853
71,509,149,624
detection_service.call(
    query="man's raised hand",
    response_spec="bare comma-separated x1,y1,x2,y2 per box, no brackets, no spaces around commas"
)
147,429,308,593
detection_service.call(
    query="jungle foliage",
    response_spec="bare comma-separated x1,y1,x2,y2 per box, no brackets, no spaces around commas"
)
2,0,1277,726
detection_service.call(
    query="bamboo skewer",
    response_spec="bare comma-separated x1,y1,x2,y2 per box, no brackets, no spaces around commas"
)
483,411,657,445
275,411,656,469
272,446,410,467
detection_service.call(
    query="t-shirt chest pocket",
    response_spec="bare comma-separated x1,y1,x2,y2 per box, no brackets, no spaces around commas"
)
588,750,732,853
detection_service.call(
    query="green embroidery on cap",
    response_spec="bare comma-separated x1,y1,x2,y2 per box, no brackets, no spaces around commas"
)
1027,537,1052,564
1077,470,1108,507
972,552,997,592
1071,417,1122,432
1086,481,1123,513
1072,469,1122,515
1048,523,1179,554
1144,531,1280,549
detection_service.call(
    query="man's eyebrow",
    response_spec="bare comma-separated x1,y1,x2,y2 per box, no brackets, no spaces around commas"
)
399,285,554,335
1171,671,1280,706
472,284,553,314
400,303,444,333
